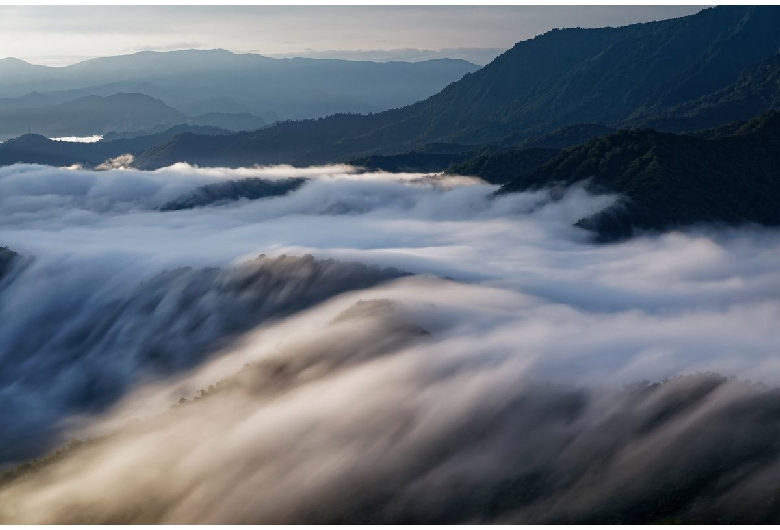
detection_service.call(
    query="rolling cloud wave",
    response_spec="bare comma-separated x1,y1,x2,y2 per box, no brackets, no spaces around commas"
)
1,163,779,522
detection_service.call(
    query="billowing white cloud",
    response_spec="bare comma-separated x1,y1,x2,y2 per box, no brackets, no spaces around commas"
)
1,162,780,523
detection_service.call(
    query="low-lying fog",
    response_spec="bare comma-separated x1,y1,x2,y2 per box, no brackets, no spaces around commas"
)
49,135,103,143
1,162,780,523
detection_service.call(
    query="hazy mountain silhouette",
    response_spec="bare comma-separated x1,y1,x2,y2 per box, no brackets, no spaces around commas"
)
0,91,54,112
0,93,185,140
0,92,273,140
188,112,267,131
125,6,780,169
0,58,53,84
0,50,479,121
176,97,279,121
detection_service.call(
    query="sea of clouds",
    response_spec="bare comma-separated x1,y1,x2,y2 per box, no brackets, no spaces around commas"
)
2,162,780,523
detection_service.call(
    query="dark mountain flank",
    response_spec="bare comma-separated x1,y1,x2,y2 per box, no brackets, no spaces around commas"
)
633,53,780,133
350,151,474,174
498,111,780,240
448,148,561,185
129,6,780,168
350,124,611,175
0,125,234,167
0,247,19,283
508,124,618,150
160,178,306,211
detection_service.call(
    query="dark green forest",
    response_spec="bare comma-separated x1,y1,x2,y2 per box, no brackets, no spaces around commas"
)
498,111,780,240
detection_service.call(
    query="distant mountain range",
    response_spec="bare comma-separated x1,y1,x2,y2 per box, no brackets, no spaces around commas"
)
0,91,273,141
0,50,479,121
2,5,780,240
121,6,780,169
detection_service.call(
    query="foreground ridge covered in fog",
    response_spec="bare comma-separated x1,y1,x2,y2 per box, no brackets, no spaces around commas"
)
0,251,409,462
1,164,780,522
5,368,780,524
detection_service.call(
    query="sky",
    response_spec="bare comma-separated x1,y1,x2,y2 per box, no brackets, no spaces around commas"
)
0,5,706,66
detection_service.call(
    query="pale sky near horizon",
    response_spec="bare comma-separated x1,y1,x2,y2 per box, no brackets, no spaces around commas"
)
0,5,705,67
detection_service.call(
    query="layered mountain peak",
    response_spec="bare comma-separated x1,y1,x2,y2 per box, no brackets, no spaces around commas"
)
123,6,780,169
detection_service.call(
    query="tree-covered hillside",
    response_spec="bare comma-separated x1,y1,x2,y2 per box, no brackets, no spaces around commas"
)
129,6,780,168
0,247,18,282
498,111,780,240
448,147,561,185
634,53,780,132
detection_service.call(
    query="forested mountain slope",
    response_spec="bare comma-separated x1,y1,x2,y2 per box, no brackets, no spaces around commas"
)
498,111,780,240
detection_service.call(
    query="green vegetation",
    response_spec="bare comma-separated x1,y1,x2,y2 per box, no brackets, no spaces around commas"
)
448,147,560,184
635,53,780,132
0,439,91,487
498,111,780,240
507,123,617,150
351,124,612,176
4,372,780,524
351,152,471,174
0,247,18,281
159,177,306,211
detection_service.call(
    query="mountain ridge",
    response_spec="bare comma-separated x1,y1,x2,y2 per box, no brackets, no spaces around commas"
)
0,124,235,167
0,93,186,140
127,6,780,169
498,110,780,240
0,49,480,121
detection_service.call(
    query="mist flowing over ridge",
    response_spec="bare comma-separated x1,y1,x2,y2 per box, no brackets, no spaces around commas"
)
1,162,780,522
